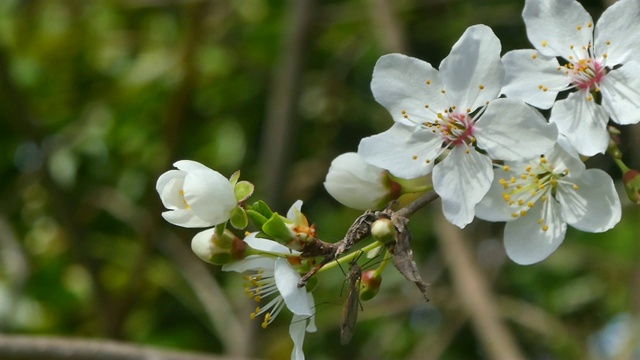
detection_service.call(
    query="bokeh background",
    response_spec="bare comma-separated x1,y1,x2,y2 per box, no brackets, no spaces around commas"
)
1,0,639,359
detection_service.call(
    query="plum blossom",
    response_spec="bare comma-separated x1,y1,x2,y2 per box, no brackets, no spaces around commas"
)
475,140,621,264
156,160,237,228
324,152,391,210
223,233,316,360
501,0,640,156
358,25,557,228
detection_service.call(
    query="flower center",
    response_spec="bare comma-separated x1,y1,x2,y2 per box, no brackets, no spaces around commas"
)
498,156,579,232
244,271,286,329
423,109,476,147
565,58,606,92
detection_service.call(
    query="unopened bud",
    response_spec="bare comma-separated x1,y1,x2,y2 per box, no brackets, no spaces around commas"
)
359,270,382,301
370,218,396,244
191,227,247,265
623,169,640,205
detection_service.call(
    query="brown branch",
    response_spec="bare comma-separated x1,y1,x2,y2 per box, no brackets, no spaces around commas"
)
258,0,317,209
435,215,525,360
0,334,255,360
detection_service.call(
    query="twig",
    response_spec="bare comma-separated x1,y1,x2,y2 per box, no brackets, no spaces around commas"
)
0,334,255,360
394,190,439,218
435,215,525,360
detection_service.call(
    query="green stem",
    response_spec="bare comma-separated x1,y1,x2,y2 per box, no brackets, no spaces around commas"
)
317,241,384,274
608,138,631,173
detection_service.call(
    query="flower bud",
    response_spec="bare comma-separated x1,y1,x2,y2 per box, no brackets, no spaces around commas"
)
370,218,396,244
191,227,247,265
623,169,640,205
359,270,382,301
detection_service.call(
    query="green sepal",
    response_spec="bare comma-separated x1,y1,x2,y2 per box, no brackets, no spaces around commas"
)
249,200,274,219
234,180,254,202
229,170,241,186
262,213,293,243
246,209,269,229
229,206,248,230
209,253,232,266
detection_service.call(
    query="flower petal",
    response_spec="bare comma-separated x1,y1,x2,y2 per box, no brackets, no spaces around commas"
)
475,168,518,222
557,169,621,233
501,49,569,109
549,91,609,156
286,200,304,221
290,314,308,360
275,258,312,316
156,170,186,209
358,122,441,179
183,167,237,226
324,152,389,210
433,146,492,228
243,232,292,254
161,209,211,228
594,0,640,65
371,53,448,126
475,98,557,161
439,25,504,110
523,0,593,59
503,198,567,265
599,60,640,125
222,255,275,273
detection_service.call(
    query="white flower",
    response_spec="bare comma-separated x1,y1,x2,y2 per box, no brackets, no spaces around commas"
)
323,152,391,210
475,141,621,265
358,25,557,228
501,0,640,156
156,160,237,228
223,232,316,360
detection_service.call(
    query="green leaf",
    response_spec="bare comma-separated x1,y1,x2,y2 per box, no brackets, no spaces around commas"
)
262,213,292,243
246,209,268,229
250,200,273,219
234,180,254,202
229,170,241,186
229,206,248,230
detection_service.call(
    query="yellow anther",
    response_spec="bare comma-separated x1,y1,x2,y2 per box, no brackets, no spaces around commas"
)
479,84,485,90
532,53,537,59
538,84,543,89
541,225,549,232
543,87,548,92
540,157,547,164
426,80,431,85
527,201,534,208
502,194,511,202
541,195,547,202
588,22,592,28
510,176,516,184
519,210,527,217
541,41,547,47
525,165,532,172
425,159,431,164
537,218,543,224
521,174,527,180
412,155,418,160
503,165,510,172
465,149,470,154
606,40,611,45
570,45,574,50
499,178,507,185
576,25,582,30
441,89,446,94
602,53,608,58
573,184,579,190
508,200,515,206
511,213,519,218
518,199,524,206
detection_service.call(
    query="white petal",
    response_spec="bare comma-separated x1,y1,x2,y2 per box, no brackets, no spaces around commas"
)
275,258,312,316
183,168,237,226
600,61,640,125
191,228,215,262
324,153,389,210
549,92,609,156
433,146,492,228
289,314,308,360
161,209,211,228
371,53,448,125
222,255,275,273
594,0,640,65
156,170,186,209
439,25,504,110
243,232,292,254
503,199,567,265
501,49,570,109
286,200,304,220
557,169,621,233
475,169,518,222
358,123,441,179
475,98,557,161
523,0,593,59
173,159,213,172
304,292,317,332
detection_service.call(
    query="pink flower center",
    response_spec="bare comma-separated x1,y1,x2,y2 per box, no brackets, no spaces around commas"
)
438,112,475,147
567,58,606,91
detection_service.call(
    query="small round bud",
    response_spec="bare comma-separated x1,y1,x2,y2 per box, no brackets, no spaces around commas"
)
191,227,246,265
359,270,382,301
623,169,640,205
370,218,396,244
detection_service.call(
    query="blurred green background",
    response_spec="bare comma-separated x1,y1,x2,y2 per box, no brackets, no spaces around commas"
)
1,0,639,359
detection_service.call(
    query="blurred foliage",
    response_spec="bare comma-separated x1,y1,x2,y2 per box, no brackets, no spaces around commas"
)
1,0,639,359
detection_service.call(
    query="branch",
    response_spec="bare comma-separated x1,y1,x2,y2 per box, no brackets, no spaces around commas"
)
435,215,525,360
0,335,254,360
394,190,439,218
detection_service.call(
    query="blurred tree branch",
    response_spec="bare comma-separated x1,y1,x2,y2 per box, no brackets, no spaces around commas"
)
435,215,526,360
259,0,317,209
0,334,254,360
